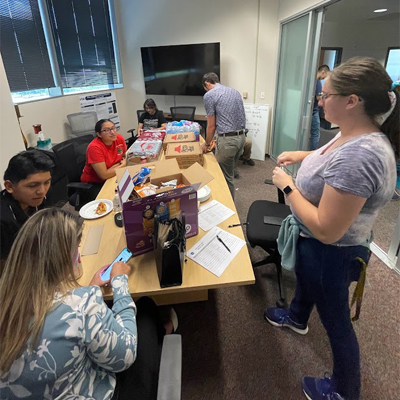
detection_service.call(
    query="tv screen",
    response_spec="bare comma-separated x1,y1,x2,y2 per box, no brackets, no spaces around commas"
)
141,42,220,96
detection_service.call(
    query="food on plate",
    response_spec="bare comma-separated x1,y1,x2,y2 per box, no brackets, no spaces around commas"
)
95,201,107,215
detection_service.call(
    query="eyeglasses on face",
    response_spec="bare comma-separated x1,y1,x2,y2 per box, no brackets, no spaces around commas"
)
101,126,117,134
319,92,340,100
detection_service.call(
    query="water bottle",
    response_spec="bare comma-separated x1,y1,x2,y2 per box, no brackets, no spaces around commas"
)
113,189,121,212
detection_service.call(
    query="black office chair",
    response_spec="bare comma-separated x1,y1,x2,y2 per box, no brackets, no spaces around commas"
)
52,135,95,211
137,109,146,122
246,183,291,307
170,106,196,122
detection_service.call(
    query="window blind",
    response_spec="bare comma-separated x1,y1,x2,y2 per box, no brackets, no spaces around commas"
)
46,0,118,88
0,0,54,92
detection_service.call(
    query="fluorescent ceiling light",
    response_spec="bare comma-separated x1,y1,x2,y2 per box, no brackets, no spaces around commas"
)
374,9,387,13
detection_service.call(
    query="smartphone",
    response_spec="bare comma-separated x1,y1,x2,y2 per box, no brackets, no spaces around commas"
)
101,247,133,281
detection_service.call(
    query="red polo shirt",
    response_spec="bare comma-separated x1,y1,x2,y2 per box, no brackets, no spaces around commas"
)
81,135,127,183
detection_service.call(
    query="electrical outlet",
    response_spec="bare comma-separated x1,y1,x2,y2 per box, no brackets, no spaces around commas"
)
260,92,265,99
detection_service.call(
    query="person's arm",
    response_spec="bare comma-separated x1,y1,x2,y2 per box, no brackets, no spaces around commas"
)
157,111,167,130
84,263,137,372
137,122,144,133
274,167,367,244
277,151,313,166
91,161,124,181
202,115,216,153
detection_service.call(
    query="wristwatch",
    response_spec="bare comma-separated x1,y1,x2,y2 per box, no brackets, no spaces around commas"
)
283,185,294,196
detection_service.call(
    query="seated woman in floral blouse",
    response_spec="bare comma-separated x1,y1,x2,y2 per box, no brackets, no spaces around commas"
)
0,208,137,399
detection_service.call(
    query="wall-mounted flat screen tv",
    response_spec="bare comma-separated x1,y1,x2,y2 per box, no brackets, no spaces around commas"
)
141,42,220,96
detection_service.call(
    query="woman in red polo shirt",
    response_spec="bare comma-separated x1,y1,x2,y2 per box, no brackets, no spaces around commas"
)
81,119,127,186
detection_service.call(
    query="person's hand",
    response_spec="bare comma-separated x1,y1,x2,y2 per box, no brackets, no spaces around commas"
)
89,265,110,287
118,158,127,168
272,167,294,191
201,143,209,153
277,151,303,167
110,261,131,279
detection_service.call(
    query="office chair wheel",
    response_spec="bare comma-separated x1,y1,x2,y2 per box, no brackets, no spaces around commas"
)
276,298,286,308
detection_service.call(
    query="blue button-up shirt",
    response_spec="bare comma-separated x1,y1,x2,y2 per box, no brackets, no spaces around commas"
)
203,84,246,134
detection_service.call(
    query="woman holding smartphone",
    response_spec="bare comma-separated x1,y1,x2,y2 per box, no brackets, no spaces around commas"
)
0,208,174,400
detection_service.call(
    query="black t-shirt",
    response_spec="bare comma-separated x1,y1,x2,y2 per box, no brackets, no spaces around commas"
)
139,110,166,129
0,190,46,260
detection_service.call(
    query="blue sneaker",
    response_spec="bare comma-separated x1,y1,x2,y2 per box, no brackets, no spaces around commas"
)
302,374,345,400
264,307,309,335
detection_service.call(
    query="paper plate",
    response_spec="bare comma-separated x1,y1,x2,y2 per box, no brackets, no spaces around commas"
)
197,185,211,203
79,199,113,220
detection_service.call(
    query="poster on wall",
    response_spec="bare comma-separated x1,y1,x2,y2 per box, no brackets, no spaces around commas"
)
79,92,120,129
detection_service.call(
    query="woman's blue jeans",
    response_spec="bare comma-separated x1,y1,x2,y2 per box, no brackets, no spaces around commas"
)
289,237,370,400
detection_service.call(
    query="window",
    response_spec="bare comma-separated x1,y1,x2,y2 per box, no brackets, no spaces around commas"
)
385,47,400,84
0,0,122,103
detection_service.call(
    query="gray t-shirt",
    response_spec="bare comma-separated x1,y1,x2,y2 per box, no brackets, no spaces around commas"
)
293,132,396,245
203,83,245,134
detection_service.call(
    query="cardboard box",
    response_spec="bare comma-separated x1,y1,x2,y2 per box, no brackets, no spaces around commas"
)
163,132,196,151
165,141,204,169
116,159,213,257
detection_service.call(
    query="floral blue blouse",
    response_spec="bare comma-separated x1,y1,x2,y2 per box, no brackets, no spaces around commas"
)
0,274,137,399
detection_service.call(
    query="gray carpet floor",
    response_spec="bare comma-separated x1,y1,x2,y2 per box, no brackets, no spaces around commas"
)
176,156,400,400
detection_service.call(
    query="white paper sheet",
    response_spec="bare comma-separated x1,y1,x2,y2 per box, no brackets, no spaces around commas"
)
186,227,246,277
198,200,235,231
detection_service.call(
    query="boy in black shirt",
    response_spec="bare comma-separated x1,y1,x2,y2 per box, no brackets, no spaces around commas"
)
1,150,54,267
137,98,167,131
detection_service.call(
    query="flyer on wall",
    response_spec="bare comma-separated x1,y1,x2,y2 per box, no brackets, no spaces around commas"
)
79,92,120,130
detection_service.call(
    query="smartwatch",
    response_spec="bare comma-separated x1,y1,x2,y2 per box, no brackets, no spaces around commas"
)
283,185,294,196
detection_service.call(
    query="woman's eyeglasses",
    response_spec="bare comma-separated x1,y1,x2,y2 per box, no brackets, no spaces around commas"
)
319,92,340,100
101,126,117,134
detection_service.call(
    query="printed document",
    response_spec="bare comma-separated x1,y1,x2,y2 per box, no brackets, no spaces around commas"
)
187,227,246,277
198,200,235,231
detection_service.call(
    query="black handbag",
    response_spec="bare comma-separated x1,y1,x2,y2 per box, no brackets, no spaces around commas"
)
154,213,186,288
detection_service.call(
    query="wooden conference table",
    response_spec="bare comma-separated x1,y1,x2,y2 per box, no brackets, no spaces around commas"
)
78,151,255,305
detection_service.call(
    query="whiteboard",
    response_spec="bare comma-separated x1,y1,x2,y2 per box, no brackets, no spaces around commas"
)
244,104,270,161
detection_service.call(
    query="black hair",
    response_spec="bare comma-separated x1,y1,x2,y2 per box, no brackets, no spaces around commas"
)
318,65,330,72
4,150,54,183
94,119,112,134
143,98,158,111
202,72,220,86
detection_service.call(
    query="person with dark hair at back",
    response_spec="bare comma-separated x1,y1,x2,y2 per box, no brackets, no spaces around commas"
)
0,149,54,265
310,65,330,150
265,57,399,400
81,119,127,200
202,72,246,199
137,99,167,132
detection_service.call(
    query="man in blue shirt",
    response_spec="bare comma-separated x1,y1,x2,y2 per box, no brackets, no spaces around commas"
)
202,72,246,199
310,64,330,150
310,65,330,150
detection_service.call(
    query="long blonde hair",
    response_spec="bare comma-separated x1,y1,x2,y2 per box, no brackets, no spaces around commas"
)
0,208,83,372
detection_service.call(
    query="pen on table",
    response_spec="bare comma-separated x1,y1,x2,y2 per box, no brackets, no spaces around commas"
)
228,222,248,228
216,234,231,253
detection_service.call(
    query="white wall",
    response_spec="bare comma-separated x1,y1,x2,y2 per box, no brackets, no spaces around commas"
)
0,55,25,180
2,0,280,152
322,20,400,65
278,0,321,21
17,88,131,147
114,0,279,114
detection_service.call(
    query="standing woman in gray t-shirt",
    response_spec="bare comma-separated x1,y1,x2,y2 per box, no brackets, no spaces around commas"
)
264,57,399,400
